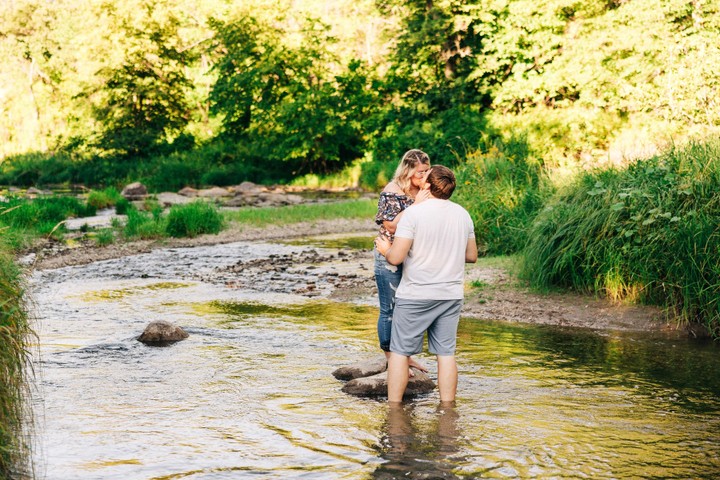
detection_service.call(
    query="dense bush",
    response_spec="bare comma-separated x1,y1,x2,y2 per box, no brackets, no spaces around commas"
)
521,137,720,333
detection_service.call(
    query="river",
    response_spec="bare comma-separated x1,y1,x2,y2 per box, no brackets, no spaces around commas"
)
29,238,720,479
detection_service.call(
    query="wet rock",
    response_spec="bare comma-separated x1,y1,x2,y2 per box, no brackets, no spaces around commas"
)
332,356,387,380
341,369,435,397
121,182,148,200
138,320,189,345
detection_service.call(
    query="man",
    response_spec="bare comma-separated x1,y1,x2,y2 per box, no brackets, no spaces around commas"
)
374,165,477,403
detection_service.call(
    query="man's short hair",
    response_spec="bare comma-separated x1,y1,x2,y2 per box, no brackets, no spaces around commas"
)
426,165,456,199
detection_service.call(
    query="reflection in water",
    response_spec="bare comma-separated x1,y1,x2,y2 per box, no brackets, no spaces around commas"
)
374,403,463,479
29,240,720,479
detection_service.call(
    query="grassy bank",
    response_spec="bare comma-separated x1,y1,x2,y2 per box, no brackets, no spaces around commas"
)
0,250,33,478
520,137,720,334
222,198,376,227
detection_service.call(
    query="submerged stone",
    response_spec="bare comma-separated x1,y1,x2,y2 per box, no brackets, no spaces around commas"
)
138,320,189,346
341,368,435,397
332,356,387,380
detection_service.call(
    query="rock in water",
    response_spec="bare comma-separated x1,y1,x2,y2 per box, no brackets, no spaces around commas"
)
341,368,435,397
138,320,188,346
332,356,387,380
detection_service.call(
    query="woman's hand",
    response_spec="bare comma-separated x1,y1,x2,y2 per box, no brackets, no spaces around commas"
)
374,235,392,256
414,188,431,204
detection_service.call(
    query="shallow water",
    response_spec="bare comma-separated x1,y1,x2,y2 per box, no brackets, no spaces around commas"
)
30,240,720,479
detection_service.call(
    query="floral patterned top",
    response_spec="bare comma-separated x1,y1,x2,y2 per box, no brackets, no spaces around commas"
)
375,192,414,241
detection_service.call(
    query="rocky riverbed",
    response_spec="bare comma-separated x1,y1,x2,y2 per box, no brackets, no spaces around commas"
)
21,215,690,336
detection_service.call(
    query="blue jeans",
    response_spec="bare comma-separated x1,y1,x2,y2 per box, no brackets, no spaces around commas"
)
374,249,403,351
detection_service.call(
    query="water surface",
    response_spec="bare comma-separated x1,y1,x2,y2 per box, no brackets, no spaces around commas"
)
30,240,720,479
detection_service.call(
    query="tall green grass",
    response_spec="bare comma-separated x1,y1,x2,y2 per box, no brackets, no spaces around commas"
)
521,137,720,333
223,198,376,226
454,136,552,255
0,252,34,478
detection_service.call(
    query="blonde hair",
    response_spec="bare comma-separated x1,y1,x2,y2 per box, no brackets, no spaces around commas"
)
391,149,431,196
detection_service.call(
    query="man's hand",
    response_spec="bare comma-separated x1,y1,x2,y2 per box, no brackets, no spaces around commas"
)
375,235,392,256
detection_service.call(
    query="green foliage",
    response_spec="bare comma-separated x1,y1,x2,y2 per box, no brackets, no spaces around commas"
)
0,251,34,477
164,201,223,238
0,152,75,186
521,137,720,333
454,135,552,255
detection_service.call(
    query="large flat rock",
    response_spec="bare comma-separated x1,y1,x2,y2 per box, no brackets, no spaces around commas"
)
341,368,435,397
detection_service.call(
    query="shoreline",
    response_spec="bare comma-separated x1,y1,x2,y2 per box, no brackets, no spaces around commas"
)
25,217,691,337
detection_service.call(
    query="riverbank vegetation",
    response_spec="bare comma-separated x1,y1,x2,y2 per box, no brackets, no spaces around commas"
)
0,252,33,478
522,138,720,334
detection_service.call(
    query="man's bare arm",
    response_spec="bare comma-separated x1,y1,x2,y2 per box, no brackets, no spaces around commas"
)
466,237,478,263
374,236,413,266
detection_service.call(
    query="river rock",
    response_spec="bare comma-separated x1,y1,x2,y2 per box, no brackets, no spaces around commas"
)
138,320,189,345
121,182,148,200
332,356,387,380
341,369,435,397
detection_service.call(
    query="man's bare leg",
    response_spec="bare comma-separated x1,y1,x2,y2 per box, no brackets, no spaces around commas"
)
436,355,458,402
385,351,427,377
387,352,410,403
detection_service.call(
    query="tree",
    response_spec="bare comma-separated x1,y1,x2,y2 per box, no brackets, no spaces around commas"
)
209,14,376,175
91,2,196,158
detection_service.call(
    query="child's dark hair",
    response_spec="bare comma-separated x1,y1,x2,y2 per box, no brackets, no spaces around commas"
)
426,165,456,199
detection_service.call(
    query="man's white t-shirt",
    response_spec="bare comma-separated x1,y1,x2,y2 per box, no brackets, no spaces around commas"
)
394,198,475,300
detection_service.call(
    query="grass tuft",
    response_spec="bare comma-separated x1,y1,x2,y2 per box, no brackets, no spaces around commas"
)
165,201,224,238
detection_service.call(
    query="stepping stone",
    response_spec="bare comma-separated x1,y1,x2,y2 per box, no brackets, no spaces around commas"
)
332,356,387,380
341,368,435,397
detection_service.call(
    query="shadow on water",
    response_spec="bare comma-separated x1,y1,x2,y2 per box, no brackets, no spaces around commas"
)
459,320,720,410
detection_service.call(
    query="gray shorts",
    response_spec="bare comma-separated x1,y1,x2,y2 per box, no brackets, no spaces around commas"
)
389,299,462,356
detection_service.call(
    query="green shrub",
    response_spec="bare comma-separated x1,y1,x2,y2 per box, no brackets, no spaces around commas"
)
165,201,223,238
521,137,720,333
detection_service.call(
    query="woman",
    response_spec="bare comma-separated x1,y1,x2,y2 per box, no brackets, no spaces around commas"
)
374,149,431,374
